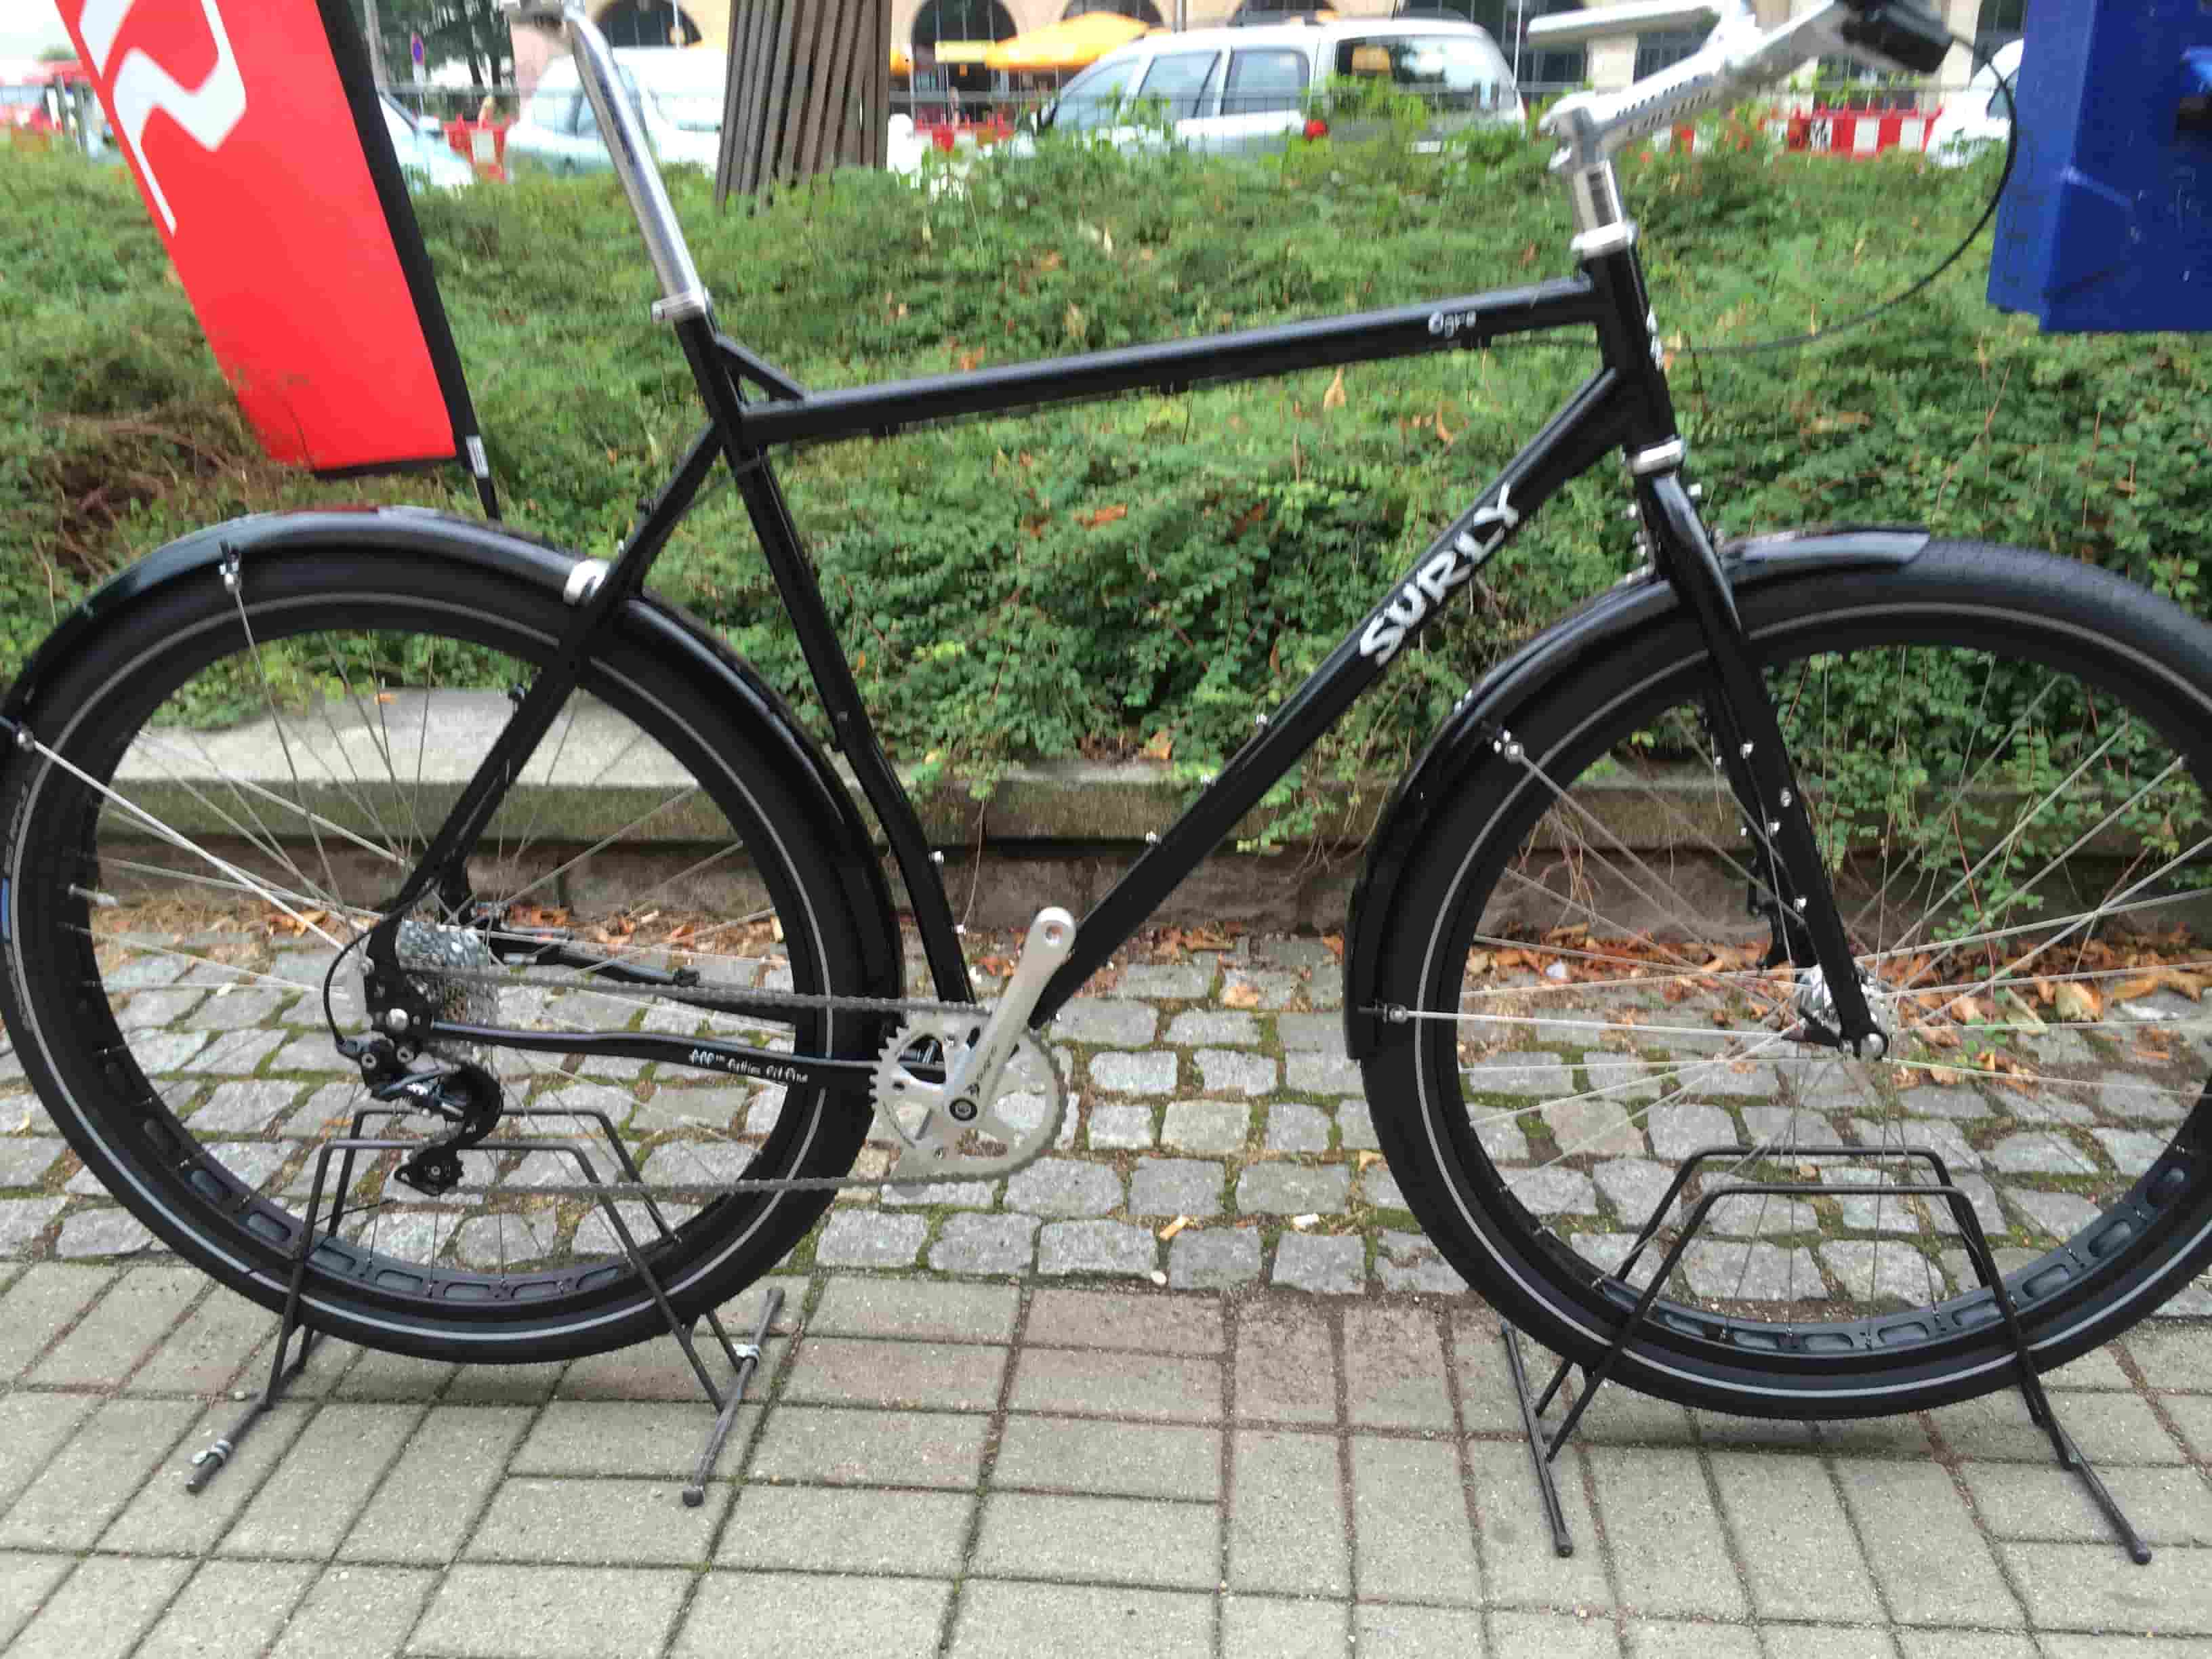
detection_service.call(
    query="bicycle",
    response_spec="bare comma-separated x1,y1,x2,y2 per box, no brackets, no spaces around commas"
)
5,0,2205,1423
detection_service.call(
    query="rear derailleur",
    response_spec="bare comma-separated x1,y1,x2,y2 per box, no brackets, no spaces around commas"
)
339,1034,504,1197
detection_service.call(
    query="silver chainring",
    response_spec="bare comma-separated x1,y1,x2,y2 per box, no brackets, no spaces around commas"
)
872,1009,1066,1185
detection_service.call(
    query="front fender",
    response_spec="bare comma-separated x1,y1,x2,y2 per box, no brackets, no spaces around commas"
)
1341,525,1929,1057
3,506,904,1003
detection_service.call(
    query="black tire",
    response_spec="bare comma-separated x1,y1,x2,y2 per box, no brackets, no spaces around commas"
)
0,550,882,1364
1362,541,2212,1417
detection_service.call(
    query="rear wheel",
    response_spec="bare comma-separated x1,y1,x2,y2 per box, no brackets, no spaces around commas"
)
1362,543,2212,1416
0,550,883,1364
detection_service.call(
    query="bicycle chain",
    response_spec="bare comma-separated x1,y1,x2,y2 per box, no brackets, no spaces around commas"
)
355,966,1057,1196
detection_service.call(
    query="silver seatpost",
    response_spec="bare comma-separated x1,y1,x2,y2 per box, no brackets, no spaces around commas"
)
505,1,712,325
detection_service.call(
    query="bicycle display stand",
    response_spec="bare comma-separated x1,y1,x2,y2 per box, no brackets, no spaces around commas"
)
1498,1143,2153,1565
184,1105,781,1507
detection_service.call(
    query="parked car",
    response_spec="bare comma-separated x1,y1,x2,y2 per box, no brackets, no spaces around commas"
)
1029,16,1520,158
380,93,476,190
506,48,724,176
1927,37,2020,167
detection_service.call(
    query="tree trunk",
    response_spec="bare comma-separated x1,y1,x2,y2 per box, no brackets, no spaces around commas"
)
716,0,891,205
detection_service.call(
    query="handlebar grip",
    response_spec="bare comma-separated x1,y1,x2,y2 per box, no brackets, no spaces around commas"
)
1837,0,1952,75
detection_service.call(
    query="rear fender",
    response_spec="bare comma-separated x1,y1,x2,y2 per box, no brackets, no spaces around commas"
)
1340,526,1929,1057
1,507,904,1002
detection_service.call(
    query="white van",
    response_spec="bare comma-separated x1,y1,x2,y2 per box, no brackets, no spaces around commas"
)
1033,17,1521,158
507,47,724,175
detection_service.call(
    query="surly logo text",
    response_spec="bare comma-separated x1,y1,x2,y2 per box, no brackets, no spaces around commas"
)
74,0,247,232
690,1048,806,1086
1359,486,1520,666
1427,306,1482,340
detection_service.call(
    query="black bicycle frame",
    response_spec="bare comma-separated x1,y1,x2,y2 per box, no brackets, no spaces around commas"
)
371,234,1875,1089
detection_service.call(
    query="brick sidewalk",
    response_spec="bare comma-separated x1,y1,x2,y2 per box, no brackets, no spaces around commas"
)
3,931,2211,1654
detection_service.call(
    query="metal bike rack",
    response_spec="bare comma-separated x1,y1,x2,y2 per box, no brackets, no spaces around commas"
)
184,1105,780,1507
1500,1143,2152,1565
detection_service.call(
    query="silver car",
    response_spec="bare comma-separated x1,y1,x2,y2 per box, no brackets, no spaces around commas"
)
506,48,724,176
1037,18,1521,157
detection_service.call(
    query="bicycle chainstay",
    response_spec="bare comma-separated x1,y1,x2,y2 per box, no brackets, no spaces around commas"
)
365,969,1065,1195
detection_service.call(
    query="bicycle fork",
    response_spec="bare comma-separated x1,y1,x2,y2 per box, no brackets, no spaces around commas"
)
1638,468,1885,1054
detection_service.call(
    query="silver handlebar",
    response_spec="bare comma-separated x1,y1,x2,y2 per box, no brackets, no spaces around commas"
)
501,1,711,324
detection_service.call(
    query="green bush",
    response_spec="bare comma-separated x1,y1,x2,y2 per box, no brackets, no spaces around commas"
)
3,133,2205,820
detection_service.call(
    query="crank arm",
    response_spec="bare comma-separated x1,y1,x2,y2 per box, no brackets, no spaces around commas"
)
424,1021,879,1090
939,908,1076,1109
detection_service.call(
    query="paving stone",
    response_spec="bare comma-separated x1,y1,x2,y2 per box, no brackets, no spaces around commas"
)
29,1263,201,1388
467,1476,724,1565
1115,963,1212,999
1890,1637,2036,1659
1588,1446,1748,1618
1376,1230,1467,1293
1256,937,1337,971
1489,1610,1622,1658
1168,1227,1261,1289
2003,1186,2103,1239
1004,1158,1123,1217
1473,1111,1532,1162
1706,1450,1881,1621
1929,1388,2183,1466
1264,1102,1331,1152
8,1555,192,1659
1960,1460,2212,1548
929,1212,1040,1275
0,1395,199,1550
1465,1051,1572,1097
134,1558,316,1659
1849,1114,1979,1172
514,1403,724,1479
2100,1075,2188,1122
1466,1439,1614,1610
1053,999,1159,1046
2090,1126,2167,1175
1196,1048,1277,1097
1166,1009,1261,1046
814,1209,927,1268
1351,1435,1481,1603
973,1491,1218,1588
1679,1240,1823,1303
1235,1305,1337,1423
1011,1347,1221,1422
1221,1596,1347,1659
0,1264,115,1380
1336,1101,1381,1151
781,1336,1007,1412
1037,1219,1158,1277
719,1485,973,1576
1161,1099,1249,1153
1237,1163,1349,1214
1359,1166,1406,1210
1920,1172,2005,1239
54,1207,162,1258
0,1197,63,1255
1584,1058,1662,1102
1677,1059,1778,1099
451,1209,557,1269
1344,1305,1454,1429
1502,1167,1597,1215
1090,1050,1179,1094
1272,1230,1364,1295
1544,1096,1647,1158
1229,1429,1347,1595
1352,1602,1488,1657
220,1401,423,1559
0,1394,96,1515
1286,1052,1362,1096
1274,1013,1345,1052
1024,1289,1221,1353
1129,1158,1223,1218
181,1029,285,1074
1593,1158,1676,1227
747,1406,989,1489
1832,1458,2021,1626
1820,1168,1927,1233
1087,1103,1155,1149
1999,1541,2212,1633
0,1137,66,1187
1986,1131,2098,1174
1894,1084,1996,1120
992,1416,1221,1501
266,1565,436,1659
948,1581,1209,1659
1646,1101,1738,1161
411,1565,692,1659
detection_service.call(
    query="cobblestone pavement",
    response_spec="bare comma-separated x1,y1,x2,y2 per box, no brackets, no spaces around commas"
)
3,929,2211,1654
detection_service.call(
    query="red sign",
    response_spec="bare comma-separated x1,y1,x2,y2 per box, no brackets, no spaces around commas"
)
58,0,477,480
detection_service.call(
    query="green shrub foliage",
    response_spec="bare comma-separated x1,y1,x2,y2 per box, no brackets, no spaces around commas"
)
4,128,2206,833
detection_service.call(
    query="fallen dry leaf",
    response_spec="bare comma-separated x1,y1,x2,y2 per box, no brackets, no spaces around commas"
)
1158,1215,1191,1242
1076,504,1129,529
1141,729,1174,762
1320,367,1347,411
1221,981,1261,1010
2053,981,2100,1022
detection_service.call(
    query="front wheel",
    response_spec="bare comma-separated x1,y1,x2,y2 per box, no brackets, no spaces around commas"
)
1363,541,2212,1418
0,550,883,1365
